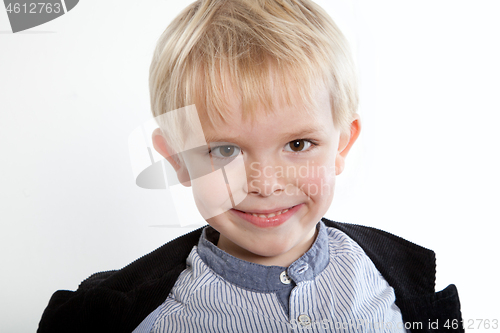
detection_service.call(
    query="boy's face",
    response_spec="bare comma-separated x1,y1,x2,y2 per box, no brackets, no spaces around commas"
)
155,86,359,266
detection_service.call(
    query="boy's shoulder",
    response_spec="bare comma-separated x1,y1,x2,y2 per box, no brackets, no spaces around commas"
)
37,227,204,333
323,219,436,297
38,219,462,333
324,219,463,331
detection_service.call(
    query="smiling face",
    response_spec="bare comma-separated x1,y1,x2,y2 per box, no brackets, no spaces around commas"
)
154,86,360,266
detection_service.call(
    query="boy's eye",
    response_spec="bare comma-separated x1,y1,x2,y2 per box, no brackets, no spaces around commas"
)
210,145,241,158
284,139,313,152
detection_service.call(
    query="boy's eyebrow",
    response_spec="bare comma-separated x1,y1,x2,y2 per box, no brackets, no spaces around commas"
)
204,127,324,143
280,127,325,141
203,133,233,144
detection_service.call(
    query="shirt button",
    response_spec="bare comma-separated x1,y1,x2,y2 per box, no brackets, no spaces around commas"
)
280,270,292,284
298,314,311,327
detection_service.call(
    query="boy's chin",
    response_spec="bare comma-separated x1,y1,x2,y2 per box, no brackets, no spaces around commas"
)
217,228,318,266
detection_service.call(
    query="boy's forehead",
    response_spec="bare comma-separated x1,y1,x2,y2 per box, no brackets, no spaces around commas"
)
191,64,331,130
194,86,332,143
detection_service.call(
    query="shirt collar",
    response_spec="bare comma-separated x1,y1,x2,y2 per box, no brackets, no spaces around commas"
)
197,221,330,292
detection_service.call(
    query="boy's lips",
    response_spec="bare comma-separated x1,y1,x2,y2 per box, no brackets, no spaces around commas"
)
236,206,295,215
229,204,303,228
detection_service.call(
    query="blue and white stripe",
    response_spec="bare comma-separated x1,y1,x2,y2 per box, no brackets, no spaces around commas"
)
133,222,408,333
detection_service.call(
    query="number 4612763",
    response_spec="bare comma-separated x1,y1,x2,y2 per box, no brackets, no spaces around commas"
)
445,319,499,330
6,3,62,14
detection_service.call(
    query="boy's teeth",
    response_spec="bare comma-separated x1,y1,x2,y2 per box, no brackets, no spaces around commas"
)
249,208,290,218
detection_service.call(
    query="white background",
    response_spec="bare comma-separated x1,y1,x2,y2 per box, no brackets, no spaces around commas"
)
1,0,499,331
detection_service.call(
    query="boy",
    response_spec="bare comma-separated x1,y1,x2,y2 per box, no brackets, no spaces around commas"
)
38,0,463,332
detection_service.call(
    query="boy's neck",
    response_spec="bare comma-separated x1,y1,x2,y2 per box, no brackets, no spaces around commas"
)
216,227,318,267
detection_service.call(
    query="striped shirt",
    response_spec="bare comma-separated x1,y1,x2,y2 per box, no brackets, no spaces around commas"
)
133,221,408,333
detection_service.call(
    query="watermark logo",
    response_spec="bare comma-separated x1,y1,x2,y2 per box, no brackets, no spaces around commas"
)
3,0,79,33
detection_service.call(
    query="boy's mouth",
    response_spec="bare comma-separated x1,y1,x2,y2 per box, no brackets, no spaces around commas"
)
236,205,297,218
230,204,302,228
238,207,290,218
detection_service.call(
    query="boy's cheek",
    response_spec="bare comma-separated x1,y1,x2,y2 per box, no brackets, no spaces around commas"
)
295,165,336,199
191,155,248,219
192,174,233,219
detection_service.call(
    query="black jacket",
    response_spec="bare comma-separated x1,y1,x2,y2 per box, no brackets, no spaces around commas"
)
38,218,464,333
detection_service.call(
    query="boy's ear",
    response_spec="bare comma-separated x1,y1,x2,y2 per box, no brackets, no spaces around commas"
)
151,128,191,186
335,115,361,175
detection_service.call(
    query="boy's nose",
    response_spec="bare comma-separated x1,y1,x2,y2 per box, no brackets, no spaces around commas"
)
246,160,286,197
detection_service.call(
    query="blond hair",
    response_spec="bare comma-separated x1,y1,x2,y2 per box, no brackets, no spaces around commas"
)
150,0,358,154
